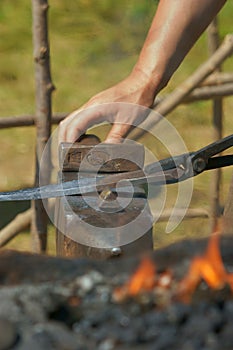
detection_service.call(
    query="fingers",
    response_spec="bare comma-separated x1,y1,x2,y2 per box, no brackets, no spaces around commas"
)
59,106,105,143
58,102,146,144
58,109,82,143
105,123,134,143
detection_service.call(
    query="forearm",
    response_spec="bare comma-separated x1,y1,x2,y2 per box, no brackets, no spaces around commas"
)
59,0,227,143
133,0,226,96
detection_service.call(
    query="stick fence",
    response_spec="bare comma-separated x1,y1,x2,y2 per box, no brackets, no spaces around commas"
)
0,13,233,251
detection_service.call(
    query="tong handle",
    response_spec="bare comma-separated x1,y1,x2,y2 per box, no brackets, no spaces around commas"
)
206,155,233,170
193,134,233,161
145,134,233,183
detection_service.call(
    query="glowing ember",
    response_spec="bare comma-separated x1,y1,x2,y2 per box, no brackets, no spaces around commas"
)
113,231,233,303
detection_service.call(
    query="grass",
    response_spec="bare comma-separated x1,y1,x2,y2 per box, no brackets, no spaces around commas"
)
0,1,233,254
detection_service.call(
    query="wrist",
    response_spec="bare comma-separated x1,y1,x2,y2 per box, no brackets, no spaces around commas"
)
129,65,166,106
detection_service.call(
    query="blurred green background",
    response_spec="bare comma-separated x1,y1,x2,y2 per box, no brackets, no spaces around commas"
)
0,0,232,254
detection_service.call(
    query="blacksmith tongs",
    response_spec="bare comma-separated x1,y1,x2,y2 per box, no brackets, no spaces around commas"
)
145,133,233,184
0,134,233,201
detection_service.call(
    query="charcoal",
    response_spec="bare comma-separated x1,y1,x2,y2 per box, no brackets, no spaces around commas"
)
192,283,232,305
166,302,191,325
223,299,233,322
15,338,47,350
140,325,160,342
144,309,167,327
0,319,19,350
16,322,80,350
0,236,232,349
181,312,213,346
150,326,177,350
98,338,116,350
179,340,203,350
205,333,220,350
205,305,225,333
219,323,233,350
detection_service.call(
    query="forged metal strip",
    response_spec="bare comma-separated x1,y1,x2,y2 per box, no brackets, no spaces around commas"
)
0,167,182,202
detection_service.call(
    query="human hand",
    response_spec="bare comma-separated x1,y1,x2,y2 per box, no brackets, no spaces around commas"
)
59,0,226,144
59,70,157,144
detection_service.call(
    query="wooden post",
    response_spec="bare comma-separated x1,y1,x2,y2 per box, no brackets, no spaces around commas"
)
223,174,233,234
207,18,223,232
31,0,54,252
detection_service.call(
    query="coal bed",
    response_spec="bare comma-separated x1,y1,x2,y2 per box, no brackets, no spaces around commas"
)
0,235,233,350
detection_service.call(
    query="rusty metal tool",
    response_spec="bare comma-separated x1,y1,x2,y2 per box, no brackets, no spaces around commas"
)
0,134,233,201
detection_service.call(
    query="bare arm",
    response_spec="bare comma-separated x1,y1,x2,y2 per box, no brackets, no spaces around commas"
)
134,0,227,93
59,0,226,143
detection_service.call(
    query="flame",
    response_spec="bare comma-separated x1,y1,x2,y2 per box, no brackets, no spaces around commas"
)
113,229,233,303
177,231,233,302
127,257,156,295
113,257,156,301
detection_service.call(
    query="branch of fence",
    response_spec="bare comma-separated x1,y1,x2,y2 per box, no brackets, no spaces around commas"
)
0,209,32,247
0,205,209,248
1,78,233,130
0,35,233,246
207,18,223,233
31,0,54,253
0,113,66,129
156,208,209,222
182,82,233,102
154,82,233,105
0,199,56,247
200,72,233,86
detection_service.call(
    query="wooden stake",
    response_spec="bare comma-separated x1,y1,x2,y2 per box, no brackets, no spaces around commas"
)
207,18,223,233
31,0,54,253
223,174,233,234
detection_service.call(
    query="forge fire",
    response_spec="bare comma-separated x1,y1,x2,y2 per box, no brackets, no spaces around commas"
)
114,231,233,304
0,234,233,349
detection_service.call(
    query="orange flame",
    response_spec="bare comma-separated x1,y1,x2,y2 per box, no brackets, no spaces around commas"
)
177,232,233,302
113,229,233,303
127,257,156,295
113,257,156,301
